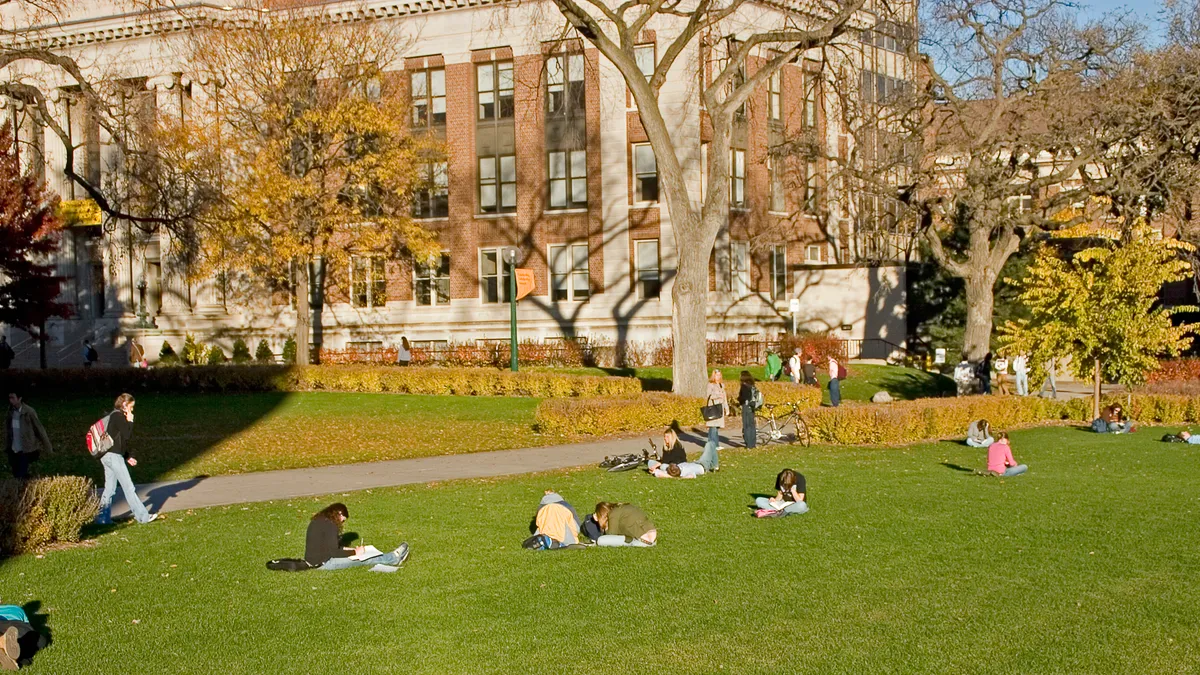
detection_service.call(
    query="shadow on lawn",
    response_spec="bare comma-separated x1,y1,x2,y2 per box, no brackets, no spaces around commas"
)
12,600,51,669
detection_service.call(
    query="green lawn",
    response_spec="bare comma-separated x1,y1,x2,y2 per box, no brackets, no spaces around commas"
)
26,393,552,482
5,427,1198,673
544,363,954,402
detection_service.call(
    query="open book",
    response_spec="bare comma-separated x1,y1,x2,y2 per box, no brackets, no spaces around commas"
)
768,499,793,511
349,545,383,561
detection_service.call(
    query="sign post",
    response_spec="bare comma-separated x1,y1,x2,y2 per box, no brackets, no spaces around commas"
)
503,247,525,372
788,298,800,335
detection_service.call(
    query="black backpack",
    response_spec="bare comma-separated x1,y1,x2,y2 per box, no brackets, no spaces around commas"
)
87,346,99,362
266,558,315,572
1161,433,1187,443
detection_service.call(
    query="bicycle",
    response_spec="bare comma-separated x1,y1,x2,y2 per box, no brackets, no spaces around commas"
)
754,402,811,448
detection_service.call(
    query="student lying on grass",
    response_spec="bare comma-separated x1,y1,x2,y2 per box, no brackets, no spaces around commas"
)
305,502,409,570
986,433,1028,477
523,490,583,550
0,603,46,671
646,430,720,478
593,502,656,547
754,468,809,516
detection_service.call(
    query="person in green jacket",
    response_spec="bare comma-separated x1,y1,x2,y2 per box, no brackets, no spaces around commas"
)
593,502,656,547
765,351,783,382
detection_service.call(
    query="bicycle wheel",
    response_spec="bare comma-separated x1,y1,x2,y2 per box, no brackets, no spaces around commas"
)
793,413,812,447
754,413,779,447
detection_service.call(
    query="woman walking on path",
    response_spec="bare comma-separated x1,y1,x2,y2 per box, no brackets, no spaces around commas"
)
737,370,758,449
397,336,412,367
96,394,157,525
305,502,409,570
704,370,729,469
827,355,843,407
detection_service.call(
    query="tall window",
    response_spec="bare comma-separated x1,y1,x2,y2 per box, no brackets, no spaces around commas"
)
550,243,589,302
768,156,784,213
549,150,587,209
415,253,450,306
768,70,782,121
546,53,585,116
805,161,819,210
480,248,512,303
635,44,655,80
477,61,514,120
411,69,446,127
700,142,709,201
633,144,658,203
479,155,517,214
412,162,449,219
730,149,746,208
804,76,819,128
771,245,787,301
635,239,661,299
730,241,749,299
350,256,387,309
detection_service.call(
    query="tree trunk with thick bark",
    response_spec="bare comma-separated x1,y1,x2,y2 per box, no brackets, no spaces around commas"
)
295,258,311,366
962,272,998,362
671,243,711,398
1093,358,1102,421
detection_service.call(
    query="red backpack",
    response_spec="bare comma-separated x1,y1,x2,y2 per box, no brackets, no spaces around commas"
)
836,362,847,380
85,412,116,457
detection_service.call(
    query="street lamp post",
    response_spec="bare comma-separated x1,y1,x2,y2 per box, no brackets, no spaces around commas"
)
503,247,520,372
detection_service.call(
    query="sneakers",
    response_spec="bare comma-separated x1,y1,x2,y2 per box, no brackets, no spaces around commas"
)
0,626,19,671
392,542,410,565
143,513,159,524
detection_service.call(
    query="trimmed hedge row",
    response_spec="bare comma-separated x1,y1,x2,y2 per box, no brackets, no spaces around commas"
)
745,381,823,411
0,365,641,399
0,476,99,555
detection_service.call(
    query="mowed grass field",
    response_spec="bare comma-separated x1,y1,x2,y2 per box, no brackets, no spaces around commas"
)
27,392,552,482
4,427,1198,674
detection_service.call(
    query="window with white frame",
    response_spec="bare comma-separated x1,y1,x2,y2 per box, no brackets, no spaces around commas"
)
804,161,818,210
477,61,514,120
635,239,661,299
700,142,709,201
806,244,823,263
411,68,446,127
804,75,819,128
413,161,449,219
549,150,587,209
479,154,517,214
1009,195,1034,214
635,44,655,80
350,256,387,309
768,156,784,213
768,70,782,121
731,149,746,208
633,144,658,203
730,241,749,299
550,243,589,302
546,53,585,117
415,253,450,306
480,248,512,304
770,245,787,302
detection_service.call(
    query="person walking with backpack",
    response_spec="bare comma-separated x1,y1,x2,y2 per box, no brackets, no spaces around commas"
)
6,392,52,480
828,355,844,407
737,370,760,449
95,394,157,525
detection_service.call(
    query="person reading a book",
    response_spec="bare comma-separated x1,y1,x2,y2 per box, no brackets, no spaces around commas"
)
593,502,657,547
305,502,409,570
754,468,809,515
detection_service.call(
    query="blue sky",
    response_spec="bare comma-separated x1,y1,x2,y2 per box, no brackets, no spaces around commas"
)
1079,0,1169,43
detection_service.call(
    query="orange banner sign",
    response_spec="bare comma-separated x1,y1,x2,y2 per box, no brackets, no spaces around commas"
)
515,268,536,300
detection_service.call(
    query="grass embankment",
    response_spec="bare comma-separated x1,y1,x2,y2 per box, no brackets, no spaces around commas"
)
5,427,1198,673
31,393,551,482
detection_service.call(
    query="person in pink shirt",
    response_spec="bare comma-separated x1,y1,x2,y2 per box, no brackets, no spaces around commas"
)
986,432,1027,477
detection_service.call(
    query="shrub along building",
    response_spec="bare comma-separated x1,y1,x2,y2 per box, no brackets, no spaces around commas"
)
0,0,912,367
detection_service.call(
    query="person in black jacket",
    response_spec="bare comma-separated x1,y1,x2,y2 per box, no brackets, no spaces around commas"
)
737,370,758,449
305,503,409,570
96,394,157,525
658,426,688,465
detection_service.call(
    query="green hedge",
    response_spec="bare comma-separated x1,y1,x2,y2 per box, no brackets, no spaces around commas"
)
534,393,704,435
0,365,642,399
0,476,99,555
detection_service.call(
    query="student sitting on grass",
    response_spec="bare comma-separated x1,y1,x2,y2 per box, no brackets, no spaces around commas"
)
593,502,656,547
966,419,994,448
986,433,1028,477
305,502,409,570
1094,404,1135,434
754,468,809,516
658,426,688,465
648,433,720,478
524,490,582,550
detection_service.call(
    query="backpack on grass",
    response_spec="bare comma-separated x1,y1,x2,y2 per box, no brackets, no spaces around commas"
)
266,558,315,572
85,412,115,458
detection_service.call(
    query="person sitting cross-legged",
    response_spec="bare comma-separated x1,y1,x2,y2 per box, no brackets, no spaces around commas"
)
305,503,409,570
754,468,809,516
966,419,994,448
986,432,1028,477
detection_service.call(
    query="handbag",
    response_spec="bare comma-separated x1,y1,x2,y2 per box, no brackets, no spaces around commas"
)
700,396,724,421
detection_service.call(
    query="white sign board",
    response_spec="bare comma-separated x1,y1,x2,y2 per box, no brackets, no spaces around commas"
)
788,298,800,314
934,348,946,364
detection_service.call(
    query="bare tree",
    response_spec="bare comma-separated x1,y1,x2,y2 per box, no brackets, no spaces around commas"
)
540,0,867,396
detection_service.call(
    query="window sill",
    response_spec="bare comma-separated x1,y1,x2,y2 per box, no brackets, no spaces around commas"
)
768,210,789,217
413,216,451,222
731,207,750,213
475,213,517,220
545,208,589,215
630,202,659,209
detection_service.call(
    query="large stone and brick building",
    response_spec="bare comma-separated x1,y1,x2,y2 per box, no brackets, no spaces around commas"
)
0,0,912,366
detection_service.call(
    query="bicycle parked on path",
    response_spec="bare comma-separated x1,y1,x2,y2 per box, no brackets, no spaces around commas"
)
755,402,812,448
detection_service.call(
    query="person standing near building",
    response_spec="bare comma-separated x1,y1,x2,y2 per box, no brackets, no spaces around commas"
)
764,350,783,382
828,355,843,407
1040,359,1058,399
737,370,759,449
128,338,146,369
787,349,802,384
1012,354,1029,396
396,336,412,367
703,369,729,468
802,352,818,385
95,394,157,525
83,340,99,368
0,336,14,369
6,392,52,480
954,355,975,397
977,353,994,395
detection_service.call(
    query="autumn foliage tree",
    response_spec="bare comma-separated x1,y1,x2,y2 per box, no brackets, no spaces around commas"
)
1000,233,1197,419
0,122,68,369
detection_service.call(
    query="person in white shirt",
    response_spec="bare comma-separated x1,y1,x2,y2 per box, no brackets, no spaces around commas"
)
954,356,975,396
1012,354,1029,396
828,355,842,407
787,349,802,384
647,461,706,478
396,336,412,366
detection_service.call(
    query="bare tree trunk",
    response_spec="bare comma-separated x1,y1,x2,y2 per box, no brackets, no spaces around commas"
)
1093,358,1102,421
295,257,311,366
672,244,710,397
962,273,997,362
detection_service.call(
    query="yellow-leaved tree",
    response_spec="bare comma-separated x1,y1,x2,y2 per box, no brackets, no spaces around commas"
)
1000,231,1197,419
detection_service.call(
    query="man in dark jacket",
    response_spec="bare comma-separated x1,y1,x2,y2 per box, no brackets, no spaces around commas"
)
0,337,14,369
6,392,52,480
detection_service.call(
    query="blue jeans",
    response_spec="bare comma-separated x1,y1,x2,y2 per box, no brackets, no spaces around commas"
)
696,438,719,472
706,424,720,449
828,378,841,407
97,452,152,524
596,534,655,547
1015,372,1029,396
755,497,809,515
319,549,402,570
742,404,756,448
1001,464,1028,477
